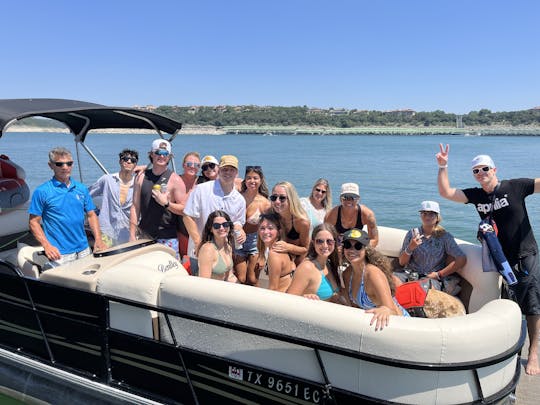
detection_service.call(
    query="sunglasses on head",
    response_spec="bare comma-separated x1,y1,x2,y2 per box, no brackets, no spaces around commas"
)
315,238,335,246
185,162,200,168
154,149,170,156
314,187,326,194
121,156,137,163
472,166,490,175
212,221,232,230
202,163,217,170
343,240,365,250
52,161,74,167
270,194,287,202
246,165,262,172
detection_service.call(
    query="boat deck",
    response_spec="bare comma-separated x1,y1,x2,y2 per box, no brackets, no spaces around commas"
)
515,332,540,404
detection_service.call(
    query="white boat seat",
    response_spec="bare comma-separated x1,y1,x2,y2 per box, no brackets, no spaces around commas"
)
96,251,188,339
17,243,48,278
158,276,522,404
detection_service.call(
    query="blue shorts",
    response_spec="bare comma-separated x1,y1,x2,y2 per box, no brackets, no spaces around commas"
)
156,238,179,260
234,232,258,257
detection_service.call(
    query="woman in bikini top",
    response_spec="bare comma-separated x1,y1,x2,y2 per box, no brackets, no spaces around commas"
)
256,213,294,292
236,166,271,285
341,228,409,331
269,181,310,267
196,210,235,281
287,223,344,303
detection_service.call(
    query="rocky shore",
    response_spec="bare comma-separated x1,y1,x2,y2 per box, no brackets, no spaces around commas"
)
7,123,540,136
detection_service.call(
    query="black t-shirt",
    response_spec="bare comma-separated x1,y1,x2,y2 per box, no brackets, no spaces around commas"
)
463,178,537,265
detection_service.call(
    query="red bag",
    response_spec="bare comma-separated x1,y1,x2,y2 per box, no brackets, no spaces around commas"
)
395,279,433,317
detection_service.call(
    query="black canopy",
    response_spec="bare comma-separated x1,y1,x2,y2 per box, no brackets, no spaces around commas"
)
0,98,182,140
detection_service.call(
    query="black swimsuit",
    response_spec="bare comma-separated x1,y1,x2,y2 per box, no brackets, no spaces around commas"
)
286,216,300,241
335,205,364,234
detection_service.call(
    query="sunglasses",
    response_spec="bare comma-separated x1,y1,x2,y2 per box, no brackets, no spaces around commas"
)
270,194,287,202
341,195,357,201
212,221,232,230
315,238,335,246
314,188,327,194
121,156,137,163
154,149,170,156
185,162,200,168
343,240,365,250
202,163,217,170
472,166,490,175
52,161,74,167
246,165,262,171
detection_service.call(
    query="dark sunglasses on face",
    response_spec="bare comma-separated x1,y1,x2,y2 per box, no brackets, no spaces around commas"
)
212,221,232,230
202,163,217,171
52,161,74,167
270,194,287,202
315,238,335,246
315,188,326,194
185,162,200,168
343,240,365,250
472,166,490,175
154,149,170,156
121,156,137,163
341,196,357,201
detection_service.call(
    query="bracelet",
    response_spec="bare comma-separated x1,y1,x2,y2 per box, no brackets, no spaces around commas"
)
164,201,170,209
438,164,448,169
435,271,441,280
404,247,413,256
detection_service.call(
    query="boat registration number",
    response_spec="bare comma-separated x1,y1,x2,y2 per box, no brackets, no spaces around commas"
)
228,365,322,403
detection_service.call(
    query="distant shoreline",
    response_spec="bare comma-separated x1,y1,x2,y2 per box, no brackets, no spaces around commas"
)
7,124,540,136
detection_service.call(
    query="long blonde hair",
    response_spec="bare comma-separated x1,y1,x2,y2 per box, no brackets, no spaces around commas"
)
272,181,308,220
311,178,332,211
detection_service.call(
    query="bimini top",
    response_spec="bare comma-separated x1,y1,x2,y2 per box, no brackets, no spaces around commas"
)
0,98,182,140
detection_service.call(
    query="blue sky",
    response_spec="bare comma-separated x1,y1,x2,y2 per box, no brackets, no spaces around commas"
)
2,0,539,113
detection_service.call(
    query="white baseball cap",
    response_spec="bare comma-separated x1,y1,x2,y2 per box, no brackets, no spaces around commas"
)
151,139,172,153
471,154,495,169
419,200,440,214
340,183,360,198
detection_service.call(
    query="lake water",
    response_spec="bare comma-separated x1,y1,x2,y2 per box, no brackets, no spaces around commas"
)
2,131,539,244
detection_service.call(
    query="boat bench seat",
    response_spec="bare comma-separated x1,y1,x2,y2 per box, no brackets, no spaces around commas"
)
376,226,501,313
157,275,522,403
37,241,188,339
97,251,188,339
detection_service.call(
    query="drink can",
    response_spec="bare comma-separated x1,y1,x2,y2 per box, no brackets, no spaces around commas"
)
234,230,243,249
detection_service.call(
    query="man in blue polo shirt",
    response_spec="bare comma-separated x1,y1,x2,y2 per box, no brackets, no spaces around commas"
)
29,147,106,266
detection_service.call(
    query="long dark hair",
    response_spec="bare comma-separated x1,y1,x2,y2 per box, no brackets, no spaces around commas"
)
256,212,282,260
307,223,340,284
196,210,235,255
241,166,269,198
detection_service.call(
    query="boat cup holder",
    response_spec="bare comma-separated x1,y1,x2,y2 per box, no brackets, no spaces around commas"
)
81,264,101,275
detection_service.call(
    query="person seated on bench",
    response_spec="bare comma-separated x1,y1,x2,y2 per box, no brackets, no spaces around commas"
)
196,210,235,281
342,228,409,330
287,223,345,303
395,201,466,296
255,212,295,292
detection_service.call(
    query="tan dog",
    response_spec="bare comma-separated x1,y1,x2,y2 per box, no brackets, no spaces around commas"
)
423,289,466,318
